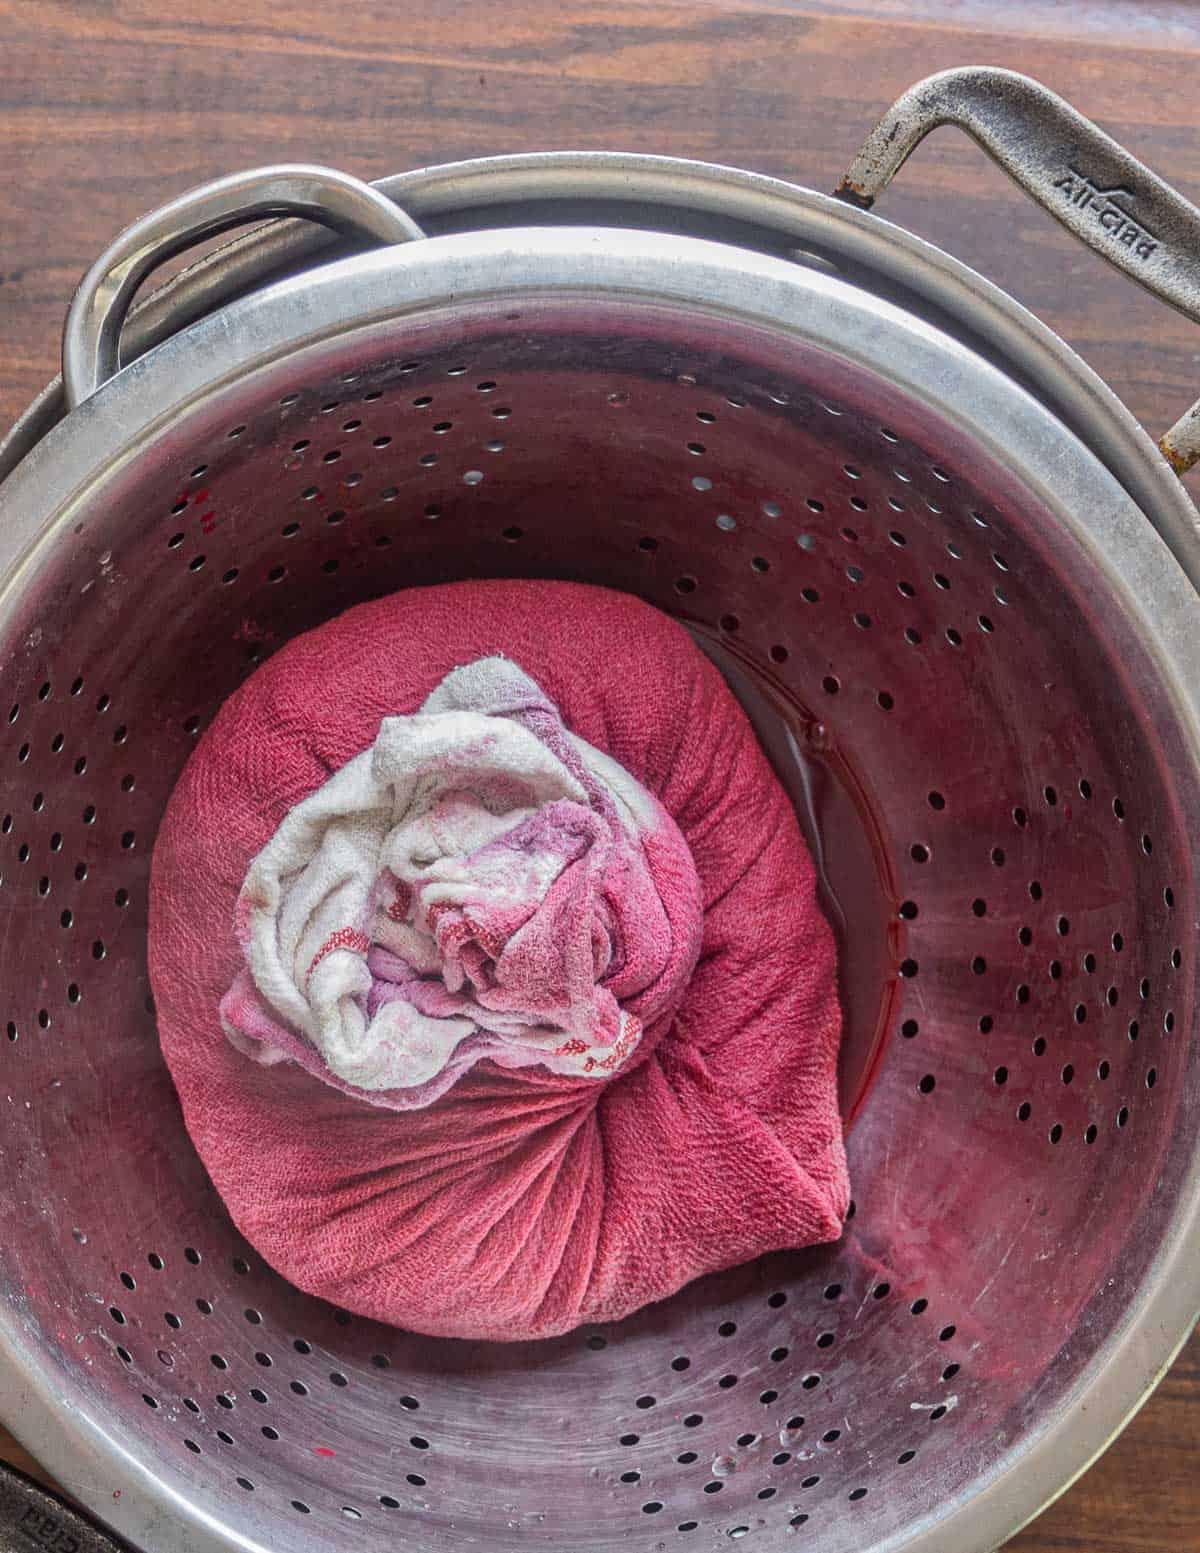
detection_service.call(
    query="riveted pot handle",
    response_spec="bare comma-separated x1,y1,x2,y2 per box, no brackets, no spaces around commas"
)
835,67,1200,474
62,164,425,410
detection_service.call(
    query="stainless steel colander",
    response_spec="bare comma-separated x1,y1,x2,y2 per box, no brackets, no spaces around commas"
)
1,67,1198,1553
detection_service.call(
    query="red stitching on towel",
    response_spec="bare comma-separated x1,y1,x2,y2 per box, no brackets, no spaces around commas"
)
427,903,506,961
583,1016,641,1073
306,927,371,986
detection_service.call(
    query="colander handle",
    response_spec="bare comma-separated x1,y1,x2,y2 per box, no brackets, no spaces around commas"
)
62,164,425,410
835,66,1200,474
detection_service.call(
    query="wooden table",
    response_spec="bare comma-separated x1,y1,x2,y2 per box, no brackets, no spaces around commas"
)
0,2,1196,1548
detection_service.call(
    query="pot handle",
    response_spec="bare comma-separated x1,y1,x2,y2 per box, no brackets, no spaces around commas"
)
834,66,1200,474
62,164,425,410
0,1457,128,1553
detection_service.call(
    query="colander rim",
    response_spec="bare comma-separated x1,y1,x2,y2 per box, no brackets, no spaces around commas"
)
6,150,1198,597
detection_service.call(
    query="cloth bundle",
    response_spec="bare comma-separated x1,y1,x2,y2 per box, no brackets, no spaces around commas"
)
220,653,702,1103
149,580,848,1341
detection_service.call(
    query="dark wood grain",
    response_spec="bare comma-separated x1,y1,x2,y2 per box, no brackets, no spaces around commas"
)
0,1,1197,1547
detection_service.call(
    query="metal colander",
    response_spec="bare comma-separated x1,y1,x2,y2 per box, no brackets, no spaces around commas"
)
1,67,1198,1553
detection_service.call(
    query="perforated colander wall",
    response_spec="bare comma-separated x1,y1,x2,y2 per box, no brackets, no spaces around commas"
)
0,296,1193,1553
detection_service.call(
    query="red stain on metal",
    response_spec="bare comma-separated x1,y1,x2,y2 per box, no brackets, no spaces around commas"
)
199,511,217,534
314,1446,336,1458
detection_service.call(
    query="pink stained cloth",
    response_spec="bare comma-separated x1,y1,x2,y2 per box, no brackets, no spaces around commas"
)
218,653,702,1105
149,580,849,1341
